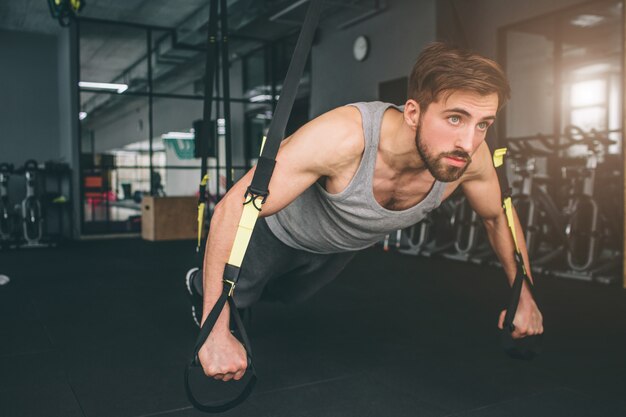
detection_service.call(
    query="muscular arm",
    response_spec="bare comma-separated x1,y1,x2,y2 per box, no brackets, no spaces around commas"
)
461,143,532,287
201,106,363,337
461,143,543,337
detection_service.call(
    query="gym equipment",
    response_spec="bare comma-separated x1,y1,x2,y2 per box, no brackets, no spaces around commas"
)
506,135,568,270
393,194,459,257
0,163,15,244
19,160,44,246
493,148,542,360
48,0,85,27
442,194,493,265
553,127,621,283
186,0,322,411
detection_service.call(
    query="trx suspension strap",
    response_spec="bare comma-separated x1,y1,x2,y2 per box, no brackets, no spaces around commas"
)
493,148,543,360
194,0,220,253
185,0,323,412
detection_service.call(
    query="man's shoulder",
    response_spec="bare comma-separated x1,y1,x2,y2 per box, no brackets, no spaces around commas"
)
461,142,495,183
309,106,365,159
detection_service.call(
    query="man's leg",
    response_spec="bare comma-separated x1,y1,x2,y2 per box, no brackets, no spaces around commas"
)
260,251,356,304
185,217,306,325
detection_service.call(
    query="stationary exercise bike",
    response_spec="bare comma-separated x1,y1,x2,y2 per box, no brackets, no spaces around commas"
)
555,127,620,281
20,160,43,246
0,163,15,244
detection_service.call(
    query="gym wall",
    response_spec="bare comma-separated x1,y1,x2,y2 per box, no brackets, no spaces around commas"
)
310,0,437,117
0,30,61,166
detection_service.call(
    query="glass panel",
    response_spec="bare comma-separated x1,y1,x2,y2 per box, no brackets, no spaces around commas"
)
559,0,622,154
504,15,556,138
152,97,202,196
80,92,150,234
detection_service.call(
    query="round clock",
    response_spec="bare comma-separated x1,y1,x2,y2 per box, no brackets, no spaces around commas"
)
353,35,370,62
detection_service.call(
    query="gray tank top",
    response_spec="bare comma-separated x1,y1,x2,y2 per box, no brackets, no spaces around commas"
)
265,101,446,254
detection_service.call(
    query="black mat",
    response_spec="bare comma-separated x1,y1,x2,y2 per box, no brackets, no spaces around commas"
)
0,239,625,417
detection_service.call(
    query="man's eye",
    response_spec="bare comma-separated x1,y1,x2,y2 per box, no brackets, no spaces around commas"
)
448,116,461,125
477,121,490,130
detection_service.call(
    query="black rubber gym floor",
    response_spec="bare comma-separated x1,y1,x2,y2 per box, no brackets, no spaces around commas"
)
1,239,625,417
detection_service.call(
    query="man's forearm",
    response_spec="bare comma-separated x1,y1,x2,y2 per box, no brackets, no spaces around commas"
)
483,208,535,300
201,197,246,335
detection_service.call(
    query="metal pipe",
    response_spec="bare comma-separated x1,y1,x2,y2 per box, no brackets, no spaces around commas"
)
148,29,155,196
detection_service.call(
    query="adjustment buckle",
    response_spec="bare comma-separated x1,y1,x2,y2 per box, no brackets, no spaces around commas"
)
244,186,269,211
223,279,236,297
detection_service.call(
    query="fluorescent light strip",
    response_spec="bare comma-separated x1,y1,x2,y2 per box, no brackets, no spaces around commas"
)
162,132,195,140
79,81,128,93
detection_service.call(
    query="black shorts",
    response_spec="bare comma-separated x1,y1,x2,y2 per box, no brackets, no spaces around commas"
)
204,217,356,308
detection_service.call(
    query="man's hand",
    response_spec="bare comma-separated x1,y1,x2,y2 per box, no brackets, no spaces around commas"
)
198,330,248,381
498,296,544,339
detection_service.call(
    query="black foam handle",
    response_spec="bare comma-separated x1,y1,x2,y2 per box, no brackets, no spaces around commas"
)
185,274,256,413
501,330,543,360
501,267,542,360
185,354,257,413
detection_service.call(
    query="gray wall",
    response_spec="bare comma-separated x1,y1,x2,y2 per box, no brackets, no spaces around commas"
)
0,30,61,166
310,0,437,117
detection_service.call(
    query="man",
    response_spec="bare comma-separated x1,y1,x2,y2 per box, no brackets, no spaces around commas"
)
186,42,544,382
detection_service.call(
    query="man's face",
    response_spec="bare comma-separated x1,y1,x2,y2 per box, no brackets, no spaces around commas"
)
415,90,498,182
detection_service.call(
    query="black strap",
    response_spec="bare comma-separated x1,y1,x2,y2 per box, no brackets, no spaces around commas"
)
185,276,257,413
249,0,323,196
199,0,220,183
494,149,542,360
185,1,324,412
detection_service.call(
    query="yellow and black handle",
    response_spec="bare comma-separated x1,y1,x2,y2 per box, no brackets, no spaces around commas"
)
493,148,543,360
185,0,323,412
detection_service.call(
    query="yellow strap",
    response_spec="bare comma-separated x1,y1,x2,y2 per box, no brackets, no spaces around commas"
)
259,136,267,156
227,137,269,267
197,203,206,249
494,147,528,275
493,147,507,168
196,174,210,250
228,198,263,267
502,196,521,253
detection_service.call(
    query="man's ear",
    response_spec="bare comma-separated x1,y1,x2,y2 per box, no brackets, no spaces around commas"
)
403,99,420,131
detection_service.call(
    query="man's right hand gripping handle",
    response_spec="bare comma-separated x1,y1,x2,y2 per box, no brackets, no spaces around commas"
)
198,325,248,382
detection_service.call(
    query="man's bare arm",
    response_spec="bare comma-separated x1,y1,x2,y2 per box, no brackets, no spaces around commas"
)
198,106,363,380
461,143,543,338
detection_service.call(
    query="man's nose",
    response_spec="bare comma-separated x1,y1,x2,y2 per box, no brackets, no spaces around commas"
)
455,127,474,154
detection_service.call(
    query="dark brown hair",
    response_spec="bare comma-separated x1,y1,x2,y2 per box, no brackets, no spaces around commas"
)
408,42,511,112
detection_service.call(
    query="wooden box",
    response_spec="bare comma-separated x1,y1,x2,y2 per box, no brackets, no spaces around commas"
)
142,196,197,241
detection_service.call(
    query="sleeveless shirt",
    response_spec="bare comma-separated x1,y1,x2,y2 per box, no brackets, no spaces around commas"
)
265,101,446,254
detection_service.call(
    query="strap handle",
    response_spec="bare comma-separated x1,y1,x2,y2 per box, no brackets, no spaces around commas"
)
185,276,257,413
493,148,543,360
185,1,324,412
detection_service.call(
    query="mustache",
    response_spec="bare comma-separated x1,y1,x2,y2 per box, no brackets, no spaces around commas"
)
440,150,472,164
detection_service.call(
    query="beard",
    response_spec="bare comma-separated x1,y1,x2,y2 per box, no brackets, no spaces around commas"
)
415,124,471,182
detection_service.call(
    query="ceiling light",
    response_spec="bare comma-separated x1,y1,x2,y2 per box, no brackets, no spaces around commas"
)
79,81,129,94
570,14,605,28
79,111,87,120
161,132,195,139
